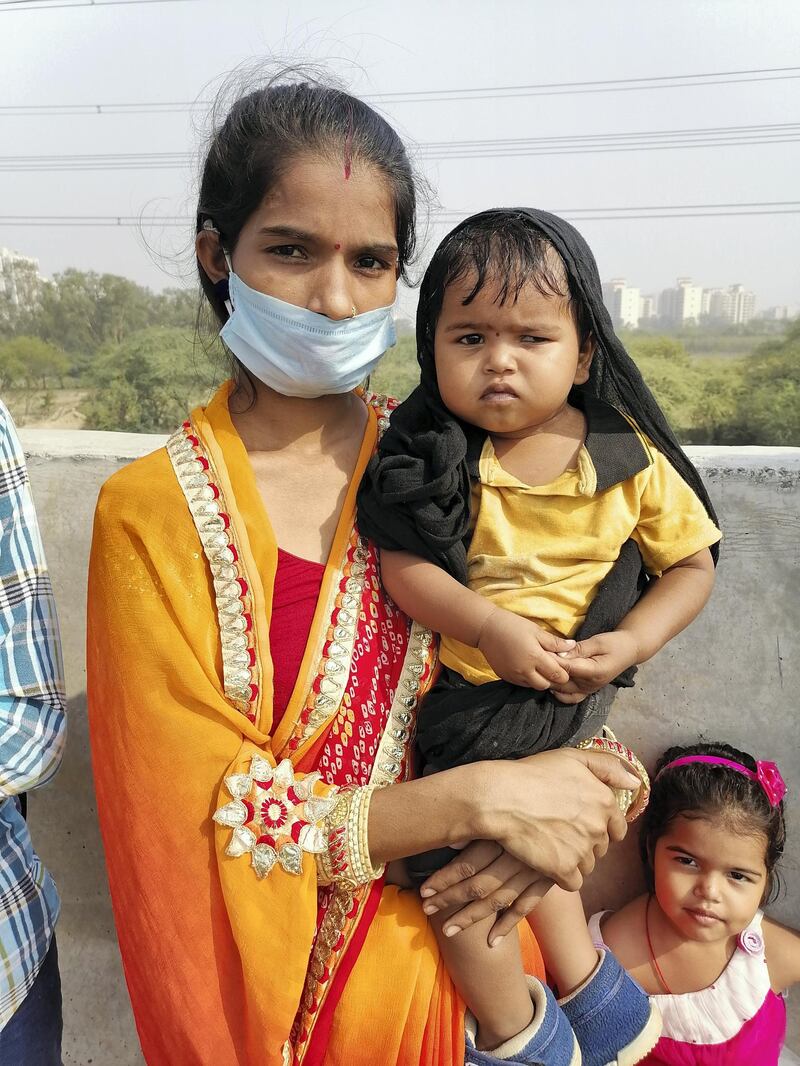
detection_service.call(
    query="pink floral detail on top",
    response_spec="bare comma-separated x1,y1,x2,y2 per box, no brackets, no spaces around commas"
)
737,927,764,956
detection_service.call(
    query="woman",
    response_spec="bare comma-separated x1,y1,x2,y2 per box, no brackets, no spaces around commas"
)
87,75,637,1066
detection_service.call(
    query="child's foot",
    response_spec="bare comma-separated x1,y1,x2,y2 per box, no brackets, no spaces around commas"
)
465,976,580,1065
558,950,661,1066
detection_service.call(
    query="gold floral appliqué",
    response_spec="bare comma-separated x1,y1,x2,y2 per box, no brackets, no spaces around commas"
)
213,755,338,878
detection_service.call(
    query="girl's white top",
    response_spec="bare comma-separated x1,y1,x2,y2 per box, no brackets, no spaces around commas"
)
588,909,777,1045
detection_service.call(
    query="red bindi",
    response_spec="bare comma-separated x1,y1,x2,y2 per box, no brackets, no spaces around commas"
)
334,242,341,250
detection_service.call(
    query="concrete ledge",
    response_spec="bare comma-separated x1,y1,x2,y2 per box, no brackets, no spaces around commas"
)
19,427,800,470
19,427,166,462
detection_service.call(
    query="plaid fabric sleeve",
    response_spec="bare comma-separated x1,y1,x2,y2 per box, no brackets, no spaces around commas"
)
0,401,66,797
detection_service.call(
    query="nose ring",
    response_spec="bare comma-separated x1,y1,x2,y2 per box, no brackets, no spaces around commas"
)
350,305,357,318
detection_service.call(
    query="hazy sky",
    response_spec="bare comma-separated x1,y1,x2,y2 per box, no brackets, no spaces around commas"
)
2,0,799,318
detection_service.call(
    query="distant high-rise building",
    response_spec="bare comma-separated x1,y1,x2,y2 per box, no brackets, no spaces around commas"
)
659,278,704,325
701,283,756,325
639,294,657,322
602,278,640,328
727,284,756,325
759,305,791,321
0,247,44,314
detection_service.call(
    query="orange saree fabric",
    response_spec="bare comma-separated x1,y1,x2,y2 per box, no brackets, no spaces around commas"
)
87,383,543,1065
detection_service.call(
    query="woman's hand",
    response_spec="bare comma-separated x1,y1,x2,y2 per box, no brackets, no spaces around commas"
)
549,630,639,705
420,840,553,946
474,748,636,892
478,608,576,689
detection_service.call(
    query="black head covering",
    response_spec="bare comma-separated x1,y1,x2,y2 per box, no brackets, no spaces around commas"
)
358,207,719,580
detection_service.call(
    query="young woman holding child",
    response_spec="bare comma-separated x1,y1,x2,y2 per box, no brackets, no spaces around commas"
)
86,77,637,1066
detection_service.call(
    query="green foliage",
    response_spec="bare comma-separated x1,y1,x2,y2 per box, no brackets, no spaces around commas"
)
623,335,691,365
370,335,419,399
81,326,222,433
0,336,70,389
725,319,800,446
0,340,24,390
6,270,200,381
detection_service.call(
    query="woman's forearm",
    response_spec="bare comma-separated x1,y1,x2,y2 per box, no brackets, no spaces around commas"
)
380,549,493,646
367,763,487,864
618,547,715,663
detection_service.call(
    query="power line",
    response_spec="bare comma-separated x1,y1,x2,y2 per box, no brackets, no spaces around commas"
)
420,120,800,146
369,68,800,104
0,0,198,9
436,200,800,217
2,65,799,112
1,122,797,171
2,202,800,226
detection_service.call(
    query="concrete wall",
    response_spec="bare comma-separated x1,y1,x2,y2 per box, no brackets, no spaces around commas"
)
18,430,800,1065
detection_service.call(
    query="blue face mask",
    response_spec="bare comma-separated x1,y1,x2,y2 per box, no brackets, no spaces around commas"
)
219,271,396,399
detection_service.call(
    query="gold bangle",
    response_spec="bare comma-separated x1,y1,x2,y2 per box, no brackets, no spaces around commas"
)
576,727,651,822
315,785,386,887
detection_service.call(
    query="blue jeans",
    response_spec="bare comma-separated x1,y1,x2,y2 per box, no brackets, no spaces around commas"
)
0,936,63,1065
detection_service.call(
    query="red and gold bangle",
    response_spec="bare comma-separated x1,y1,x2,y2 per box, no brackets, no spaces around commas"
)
315,785,385,888
576,728,651,821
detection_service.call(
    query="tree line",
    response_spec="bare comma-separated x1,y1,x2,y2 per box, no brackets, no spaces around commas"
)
0,268,797,444
0,269,223,431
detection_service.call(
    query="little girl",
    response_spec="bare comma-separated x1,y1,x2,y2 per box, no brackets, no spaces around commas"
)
591,741,798,1064
358,209,722,1065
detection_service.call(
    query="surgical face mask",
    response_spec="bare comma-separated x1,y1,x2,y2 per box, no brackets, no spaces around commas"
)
219,270,396,399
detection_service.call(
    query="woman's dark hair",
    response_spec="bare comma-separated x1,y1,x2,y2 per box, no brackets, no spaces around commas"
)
417,209,594,355
640,741,787,904
195,73,417,326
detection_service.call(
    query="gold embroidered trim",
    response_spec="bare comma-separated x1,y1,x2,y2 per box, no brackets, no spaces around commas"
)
293,622,436,1057
286,531,368,752
370,621,435,787
166,421,260,720
293,884,361,1060
285,396,396,755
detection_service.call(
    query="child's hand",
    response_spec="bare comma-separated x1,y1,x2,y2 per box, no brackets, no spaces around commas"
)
549,630,639,704
478,608,575,689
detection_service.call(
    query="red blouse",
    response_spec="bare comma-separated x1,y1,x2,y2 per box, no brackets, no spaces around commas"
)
269,547,326,727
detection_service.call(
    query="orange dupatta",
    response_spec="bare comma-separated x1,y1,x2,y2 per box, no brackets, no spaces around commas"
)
87,382,543,1065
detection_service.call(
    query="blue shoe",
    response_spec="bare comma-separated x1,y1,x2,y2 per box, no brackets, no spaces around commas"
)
558,951,661,1066
465,976,581,1065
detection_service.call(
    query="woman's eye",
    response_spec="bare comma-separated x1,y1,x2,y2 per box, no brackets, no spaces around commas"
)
457,333,483,346
356,255,388,272
676,856,697,868
269,245,306,260
729,871,751,883
522,335,549,344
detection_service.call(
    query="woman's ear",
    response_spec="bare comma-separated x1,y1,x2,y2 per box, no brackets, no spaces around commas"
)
196,229,230,284
573,334,596,386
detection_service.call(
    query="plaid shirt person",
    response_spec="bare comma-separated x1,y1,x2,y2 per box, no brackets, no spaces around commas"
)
0,400,66,1031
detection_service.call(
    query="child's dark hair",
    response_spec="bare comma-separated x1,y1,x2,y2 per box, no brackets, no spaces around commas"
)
196,72,418,325
640,741,786,903
417,209,593,356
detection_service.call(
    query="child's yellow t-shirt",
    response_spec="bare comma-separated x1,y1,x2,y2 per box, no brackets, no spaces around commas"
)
439,427,721,686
